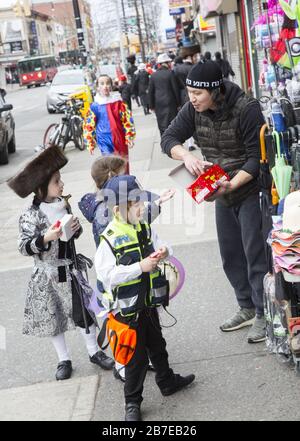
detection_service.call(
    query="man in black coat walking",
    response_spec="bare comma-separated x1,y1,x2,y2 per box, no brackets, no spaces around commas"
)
215,52,235,79
132,63,150,115
149,53,181,136
126,54,140,107
173,54,193,106
119,75,132,110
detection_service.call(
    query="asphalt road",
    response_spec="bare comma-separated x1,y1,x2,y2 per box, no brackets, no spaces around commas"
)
0,86,57,184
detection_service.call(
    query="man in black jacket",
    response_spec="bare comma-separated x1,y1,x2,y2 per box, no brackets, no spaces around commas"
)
161,61,267,344
119,75,132,110
149,53,181,136
173,54,194,106
127,54,140,107
215,52,235,79
132,63,150,115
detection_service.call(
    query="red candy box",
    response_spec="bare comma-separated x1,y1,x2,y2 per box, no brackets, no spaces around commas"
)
186,164,230,204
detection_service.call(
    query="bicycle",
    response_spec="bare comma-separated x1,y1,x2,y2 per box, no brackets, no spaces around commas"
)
43,98,85,151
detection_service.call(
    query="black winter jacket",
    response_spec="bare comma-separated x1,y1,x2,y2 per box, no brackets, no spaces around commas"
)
161,80,265,182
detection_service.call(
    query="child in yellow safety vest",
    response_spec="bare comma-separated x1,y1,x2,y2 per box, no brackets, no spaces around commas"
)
95,174,195,422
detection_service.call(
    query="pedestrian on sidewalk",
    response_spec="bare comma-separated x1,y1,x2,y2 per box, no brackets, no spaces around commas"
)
95,175,195,421
7,146,114,381
148,53,181,137
118,75,132,111
132,63,150,115
161,61,268,343
83,74,136,172
126,54,141,108
203,51,212,62
214,52,235,79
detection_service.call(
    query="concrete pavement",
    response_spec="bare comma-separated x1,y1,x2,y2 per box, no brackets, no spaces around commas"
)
0,376,99,422
0,92,299,421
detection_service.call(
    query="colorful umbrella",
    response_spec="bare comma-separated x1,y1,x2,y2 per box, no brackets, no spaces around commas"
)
271,130,293,200
259,124,273,271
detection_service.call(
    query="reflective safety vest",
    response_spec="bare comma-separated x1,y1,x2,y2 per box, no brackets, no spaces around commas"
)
100,217,169,318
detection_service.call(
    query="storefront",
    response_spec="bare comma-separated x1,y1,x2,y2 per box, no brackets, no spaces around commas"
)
242,0,300,102
198,0,247,89
242,2,300,374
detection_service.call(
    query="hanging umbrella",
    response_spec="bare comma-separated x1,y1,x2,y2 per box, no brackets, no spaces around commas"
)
260,124,271,185
271,130,293,200
259,124,273,272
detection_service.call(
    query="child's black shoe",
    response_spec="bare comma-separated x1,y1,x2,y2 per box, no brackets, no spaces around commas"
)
56,360,73,381
113,366,125,382
125,403,142,421
160,374,195,396
90,351,114,370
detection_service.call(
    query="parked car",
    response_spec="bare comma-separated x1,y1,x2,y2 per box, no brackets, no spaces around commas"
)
46,69,88,113
0,89,15,165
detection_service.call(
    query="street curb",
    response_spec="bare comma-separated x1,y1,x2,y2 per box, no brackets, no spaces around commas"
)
0,375,100,421
6,86,26,94
71,375,100,421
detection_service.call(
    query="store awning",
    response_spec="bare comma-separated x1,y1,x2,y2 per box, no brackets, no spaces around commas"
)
199,0,238,19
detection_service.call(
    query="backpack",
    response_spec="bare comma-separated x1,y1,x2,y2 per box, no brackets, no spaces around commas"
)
98,313,137,366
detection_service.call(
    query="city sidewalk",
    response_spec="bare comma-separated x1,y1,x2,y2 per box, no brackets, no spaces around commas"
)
1,106,299,422
0,105,218,421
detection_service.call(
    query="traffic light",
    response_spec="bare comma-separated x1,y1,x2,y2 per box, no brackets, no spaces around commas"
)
13,0,22,16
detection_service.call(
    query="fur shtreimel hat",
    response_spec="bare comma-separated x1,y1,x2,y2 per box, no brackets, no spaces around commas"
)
179,44,200,59
7,145,68,198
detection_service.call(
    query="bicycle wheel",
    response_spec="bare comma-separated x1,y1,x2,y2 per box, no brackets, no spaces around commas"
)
43,123,60,148
71,118,84,151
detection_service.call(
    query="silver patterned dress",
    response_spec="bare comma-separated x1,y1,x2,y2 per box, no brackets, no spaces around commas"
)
19,201,76,337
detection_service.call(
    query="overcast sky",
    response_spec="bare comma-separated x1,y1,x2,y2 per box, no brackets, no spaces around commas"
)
1,0,175,38
160,0,175,29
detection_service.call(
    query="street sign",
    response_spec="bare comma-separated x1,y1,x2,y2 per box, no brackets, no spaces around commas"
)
10,41,23,52
169,8,185,15
169,0,192,8
198,15,216,33
166,28,176,40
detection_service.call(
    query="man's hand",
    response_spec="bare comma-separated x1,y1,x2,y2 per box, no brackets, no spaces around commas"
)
183,152,212,176
206,181,234,202
206,170,253,202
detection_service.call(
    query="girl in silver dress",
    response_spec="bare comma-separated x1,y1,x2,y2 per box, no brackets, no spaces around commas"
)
7,146,114,381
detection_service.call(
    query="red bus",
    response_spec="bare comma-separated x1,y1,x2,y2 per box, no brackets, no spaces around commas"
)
18,55,58,87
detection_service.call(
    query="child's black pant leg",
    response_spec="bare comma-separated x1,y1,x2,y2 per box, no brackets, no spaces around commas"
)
123,311,149,405
145,309,174,389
